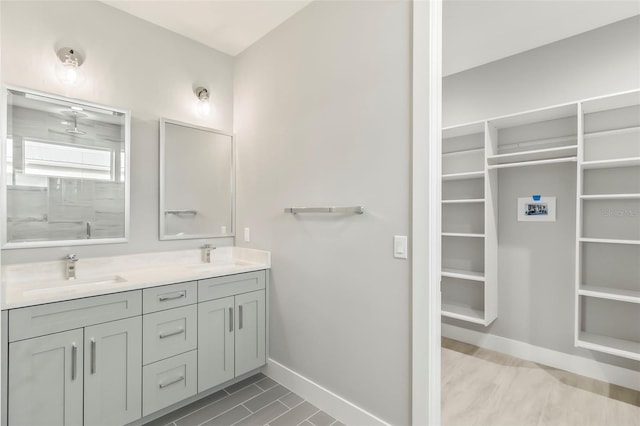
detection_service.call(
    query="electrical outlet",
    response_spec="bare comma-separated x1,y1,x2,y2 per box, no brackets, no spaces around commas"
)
244,227,251,242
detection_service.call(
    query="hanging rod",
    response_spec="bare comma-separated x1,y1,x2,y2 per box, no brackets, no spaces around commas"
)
165,210,198,215
284,206,365,215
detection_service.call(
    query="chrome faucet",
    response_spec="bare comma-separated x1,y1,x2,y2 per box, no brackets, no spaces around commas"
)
201,244,216,263
66,254,79,280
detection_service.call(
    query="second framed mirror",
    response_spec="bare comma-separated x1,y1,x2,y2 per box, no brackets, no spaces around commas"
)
159,118,234,240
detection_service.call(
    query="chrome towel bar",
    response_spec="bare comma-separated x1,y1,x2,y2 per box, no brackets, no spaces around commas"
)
164,210,197,215
284,206,364,215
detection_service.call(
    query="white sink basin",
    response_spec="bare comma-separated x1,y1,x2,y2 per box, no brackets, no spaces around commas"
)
23,275,127,296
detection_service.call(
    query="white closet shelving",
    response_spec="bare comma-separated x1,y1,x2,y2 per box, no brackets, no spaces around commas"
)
441,121,497,326
441,88,640,362
575,89,640,361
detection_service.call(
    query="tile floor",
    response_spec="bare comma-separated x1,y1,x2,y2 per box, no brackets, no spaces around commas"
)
442,337,640,426
143,373,345,426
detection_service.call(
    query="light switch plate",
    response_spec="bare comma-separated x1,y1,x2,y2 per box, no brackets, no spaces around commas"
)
244,227,251,242
394,235,408,259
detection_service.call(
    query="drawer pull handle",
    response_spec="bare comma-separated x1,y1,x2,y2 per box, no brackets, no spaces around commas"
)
229,307,233,332
159,375,185,389
71,343,77,381
159,328,185,339
91,338,96,374
239,305,243,330
158,292,186,302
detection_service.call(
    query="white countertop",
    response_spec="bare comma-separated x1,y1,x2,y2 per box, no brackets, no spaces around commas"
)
1,247,270,310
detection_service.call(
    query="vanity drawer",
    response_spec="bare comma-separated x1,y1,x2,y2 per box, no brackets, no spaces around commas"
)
199,271,266,302
143,281,197,314
143,304,197,365
9,291,142,342
142,350,197,417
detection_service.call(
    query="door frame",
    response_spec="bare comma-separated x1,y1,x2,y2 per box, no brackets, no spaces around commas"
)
412,0,442,425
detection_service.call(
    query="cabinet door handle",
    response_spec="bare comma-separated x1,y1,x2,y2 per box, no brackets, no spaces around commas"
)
229,307,234,332
159,328,185,339
158,292,186,302
239,305,243,330
71,343,77,381
159,375,185,389
91,338,96,374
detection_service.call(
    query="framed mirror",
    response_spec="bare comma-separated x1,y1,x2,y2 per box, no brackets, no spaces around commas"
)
159,118,234,240
2,86,130,248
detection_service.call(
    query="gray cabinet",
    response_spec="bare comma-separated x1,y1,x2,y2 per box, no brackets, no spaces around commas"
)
84,317,142,426
6,291,142,426
198,288,266,392
8,329,84,426
4,270,268,425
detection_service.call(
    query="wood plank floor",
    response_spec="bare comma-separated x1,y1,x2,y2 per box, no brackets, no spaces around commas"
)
442,338,640,426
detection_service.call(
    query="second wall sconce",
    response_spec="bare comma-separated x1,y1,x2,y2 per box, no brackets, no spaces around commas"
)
56,47,84,86
194,86,211,117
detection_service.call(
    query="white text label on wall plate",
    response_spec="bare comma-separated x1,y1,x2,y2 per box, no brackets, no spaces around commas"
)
394,235,408,259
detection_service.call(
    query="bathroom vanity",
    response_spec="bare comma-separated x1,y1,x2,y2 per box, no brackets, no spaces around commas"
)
0,247,270,426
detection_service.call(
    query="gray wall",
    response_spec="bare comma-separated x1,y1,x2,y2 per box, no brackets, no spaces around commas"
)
443,16,640,371
1,0,234,264
444,15,640,126
234,1,412,424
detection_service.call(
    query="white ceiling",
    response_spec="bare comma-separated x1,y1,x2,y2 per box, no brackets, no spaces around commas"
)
102,0,639,71
101,0,312,56
443,0,640,76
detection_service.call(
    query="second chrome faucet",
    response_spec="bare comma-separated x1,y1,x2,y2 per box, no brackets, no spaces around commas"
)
201,244,216,263
66,254,79,280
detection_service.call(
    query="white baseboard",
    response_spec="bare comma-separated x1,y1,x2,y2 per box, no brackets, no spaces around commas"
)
442,323,640,392
264,358,390,426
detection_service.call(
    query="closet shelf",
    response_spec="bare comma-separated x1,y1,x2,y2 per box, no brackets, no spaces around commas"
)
442,232,485,238
579,237,640,245
487,156,577,170
442,198,485,204
441,304,486,325
442,171,484,181
579,286,640,304
487,145,578,166
576,332,640,361
584,125,640,139
442,268,485,282
580,194,640,200
581,157,640,170
442,147,485,157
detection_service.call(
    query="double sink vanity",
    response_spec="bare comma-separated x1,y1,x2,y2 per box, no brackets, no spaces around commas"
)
1,247,271,426
1,86,268,425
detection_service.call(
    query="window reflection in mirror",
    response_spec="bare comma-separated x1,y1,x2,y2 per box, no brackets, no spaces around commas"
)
3,87,129,247
160,119,234,240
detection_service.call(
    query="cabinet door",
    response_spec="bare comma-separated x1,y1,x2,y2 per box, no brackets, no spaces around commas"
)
235,290,266,376
84,317,142,426
8,329,83,426
198,296,234,392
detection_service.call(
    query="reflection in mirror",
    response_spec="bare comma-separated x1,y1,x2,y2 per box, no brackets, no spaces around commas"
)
3,87,130,248
160,119,234,240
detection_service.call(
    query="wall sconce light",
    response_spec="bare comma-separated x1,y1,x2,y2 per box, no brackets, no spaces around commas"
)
56,47,84,86
194,86,211,117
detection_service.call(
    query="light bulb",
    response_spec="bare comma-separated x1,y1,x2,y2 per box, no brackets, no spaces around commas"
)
63,63,78,84
55,48,84,86
194,87,211,118
196,100,210,117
